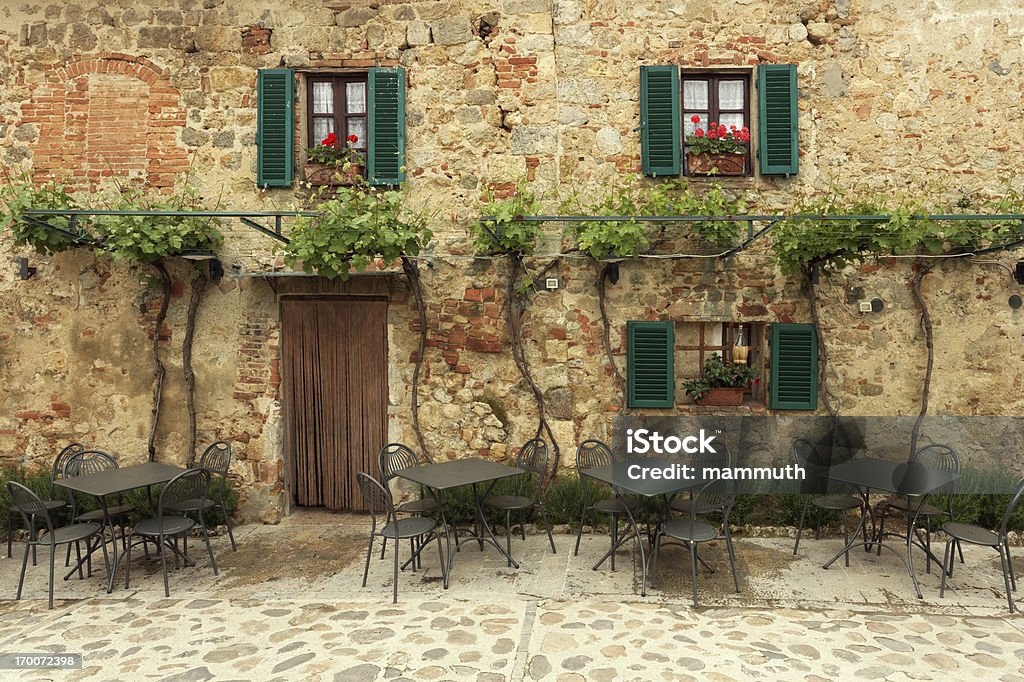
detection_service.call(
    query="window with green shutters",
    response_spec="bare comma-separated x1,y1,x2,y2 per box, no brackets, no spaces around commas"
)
638,64,799,178
757,64,799,175
627,321,675,408
769,323,817,410
256,67,407,187
257,69,294,187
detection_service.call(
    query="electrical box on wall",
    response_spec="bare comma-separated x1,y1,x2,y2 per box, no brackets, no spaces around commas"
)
545,278,559,290
858,301,873,313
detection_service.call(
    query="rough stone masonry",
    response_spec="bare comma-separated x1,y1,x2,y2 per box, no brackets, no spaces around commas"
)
0,0,1022,520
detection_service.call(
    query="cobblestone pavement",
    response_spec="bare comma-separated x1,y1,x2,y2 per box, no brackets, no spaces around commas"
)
2,512,1023,681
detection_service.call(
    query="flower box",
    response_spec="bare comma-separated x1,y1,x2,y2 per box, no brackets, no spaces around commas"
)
694,386,746,406
686,151,746,176
304,163,364,187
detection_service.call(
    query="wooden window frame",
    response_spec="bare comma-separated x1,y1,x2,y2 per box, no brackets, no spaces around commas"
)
680,321,764,402
305,73,369,160
681,71,752,176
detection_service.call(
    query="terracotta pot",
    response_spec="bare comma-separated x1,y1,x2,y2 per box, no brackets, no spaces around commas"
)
686,151,746,176
695,386,746,406
304,162,364,186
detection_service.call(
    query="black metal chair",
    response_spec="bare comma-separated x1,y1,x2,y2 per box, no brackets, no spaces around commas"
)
669,443,733,517
877,444,960,573
62,450,136,554
483,438,557,566
650,478,740,607
123,468,218,597
7,442,83,563
7,481,108,609
356,471,445,604
167,441,236,551
940,478,1024,613
377,442,440,564
573,439,639,570
791,438,864,566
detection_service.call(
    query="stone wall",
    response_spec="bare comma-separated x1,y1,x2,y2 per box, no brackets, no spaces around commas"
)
1,0,1023,519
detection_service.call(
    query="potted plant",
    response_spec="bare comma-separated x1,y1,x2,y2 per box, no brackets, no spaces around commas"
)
685,116,750,176
682,353,760,406
304,132,365,186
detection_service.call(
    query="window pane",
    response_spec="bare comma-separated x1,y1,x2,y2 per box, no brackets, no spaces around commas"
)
312,82,334,114
718,80,745,109
313,118,334,142
346,118,367,147
683,80,708,109
719,113,745,130
684,112,709,136
346,82,367,114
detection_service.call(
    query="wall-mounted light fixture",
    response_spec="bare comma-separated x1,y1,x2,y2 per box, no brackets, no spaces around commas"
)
605,261,620,285
180,250,223,284
16,257,36,280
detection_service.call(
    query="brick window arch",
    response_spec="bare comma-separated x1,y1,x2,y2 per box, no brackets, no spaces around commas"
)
20,54,188,189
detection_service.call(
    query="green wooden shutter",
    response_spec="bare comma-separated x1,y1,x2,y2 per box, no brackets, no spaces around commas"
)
769,323,817,410
757,64,799,175
368,67,406,186
627,321,675,408
256,69,294,187
639,66,680,177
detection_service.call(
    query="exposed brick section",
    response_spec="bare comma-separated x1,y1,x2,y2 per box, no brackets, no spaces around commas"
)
241,25,272,55
20,54,188,189
424,289,508,369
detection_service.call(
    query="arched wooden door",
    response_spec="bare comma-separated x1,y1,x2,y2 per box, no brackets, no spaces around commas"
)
280,296,387,511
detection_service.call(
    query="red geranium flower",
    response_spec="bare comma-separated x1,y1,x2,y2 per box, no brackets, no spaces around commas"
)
322,132,338,147
690,115,701,124
694,128,705,138
347,134,358,144
708,129,718,139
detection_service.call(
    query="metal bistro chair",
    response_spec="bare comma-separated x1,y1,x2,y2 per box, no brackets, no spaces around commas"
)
168,441,237,551
357,472,445,604
573,439,639,571
483,438,557,566
650,478,740,607
123,468,218,598
377,443,440,566
7,442,84,563
940,477,1024,613
62,450,136,554
876,444,961,573
7,481,108,609
669,442,733,518
791,438,865,567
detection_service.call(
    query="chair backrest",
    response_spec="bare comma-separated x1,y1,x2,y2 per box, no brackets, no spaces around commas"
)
690,477,735,523
791,438,818,468
63,450,118,478
356,471,395,526
514,438,548,497
50,443,85,496
158,469,211,517
198,441,232,478
378,443,424,484
6,481,56,536
998,478,1024,539
694,440,731,472
912,444,960,473
576,440,612,472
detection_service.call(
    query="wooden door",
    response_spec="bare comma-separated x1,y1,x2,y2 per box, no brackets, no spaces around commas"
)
281,297,387,511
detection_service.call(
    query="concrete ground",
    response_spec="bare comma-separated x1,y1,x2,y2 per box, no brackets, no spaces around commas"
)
1,510,1023,681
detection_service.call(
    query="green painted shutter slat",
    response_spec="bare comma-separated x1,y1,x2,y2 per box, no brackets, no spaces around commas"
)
640,66,680,177
757,64,798,176
368,67,406,186
769,323,817,410
256,69,294,187
627,321,675,408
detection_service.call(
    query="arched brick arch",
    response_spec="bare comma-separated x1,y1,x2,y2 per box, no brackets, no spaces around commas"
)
20,53,188,189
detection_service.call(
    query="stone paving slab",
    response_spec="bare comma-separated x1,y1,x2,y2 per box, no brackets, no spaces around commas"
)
1,512,1022,681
